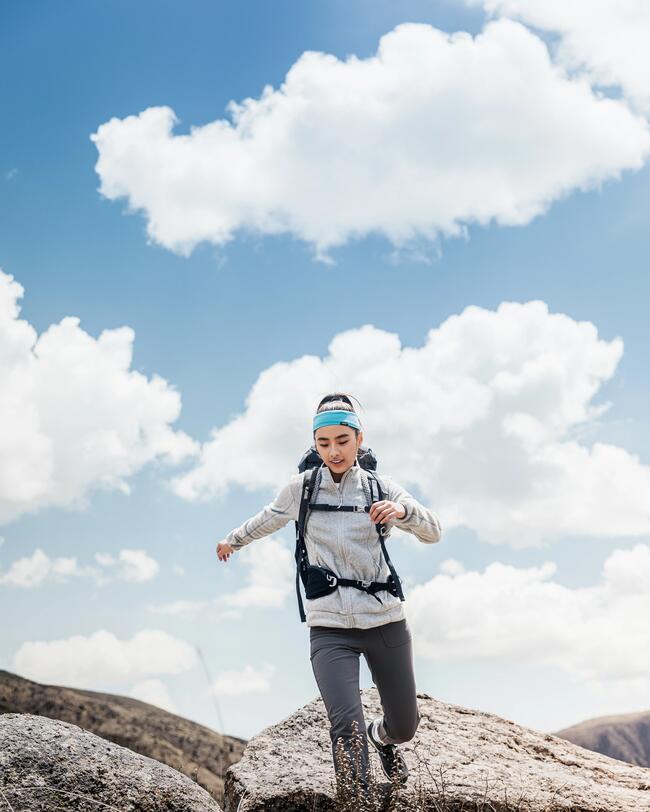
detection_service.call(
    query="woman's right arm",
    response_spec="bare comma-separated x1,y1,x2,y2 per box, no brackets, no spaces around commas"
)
216,473,303,561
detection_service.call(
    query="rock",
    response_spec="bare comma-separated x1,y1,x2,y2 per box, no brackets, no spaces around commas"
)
0,713,223,811
555,709,650,768
224,688,650,811
0,668,246,806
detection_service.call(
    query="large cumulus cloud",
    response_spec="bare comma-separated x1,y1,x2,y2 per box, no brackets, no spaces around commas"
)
11,629,197,688
170,299,650,547
0,269,197,526
475,0,650,115
409,543,650,694
90,19,650,260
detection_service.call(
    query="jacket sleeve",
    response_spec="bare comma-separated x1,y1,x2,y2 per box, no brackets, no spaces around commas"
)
381,474,442,544
221,474,301,551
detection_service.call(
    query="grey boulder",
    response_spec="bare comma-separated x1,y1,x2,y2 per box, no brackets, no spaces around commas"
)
0,712,223,811
224,688,650,811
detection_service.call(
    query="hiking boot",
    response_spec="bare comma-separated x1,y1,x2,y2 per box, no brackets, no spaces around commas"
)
367,718,409,784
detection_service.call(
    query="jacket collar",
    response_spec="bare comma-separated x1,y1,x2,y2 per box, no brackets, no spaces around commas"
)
319,459,360,491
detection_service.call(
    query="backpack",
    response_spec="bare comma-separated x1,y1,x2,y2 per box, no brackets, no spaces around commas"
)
293,445,406,623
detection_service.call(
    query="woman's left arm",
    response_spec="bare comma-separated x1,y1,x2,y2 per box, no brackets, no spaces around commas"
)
380,475,442,544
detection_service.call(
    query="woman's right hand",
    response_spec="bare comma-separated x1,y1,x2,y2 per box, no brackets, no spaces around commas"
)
217,542,235,562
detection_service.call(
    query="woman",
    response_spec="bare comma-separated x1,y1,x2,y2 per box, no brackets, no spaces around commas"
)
216,393,442,793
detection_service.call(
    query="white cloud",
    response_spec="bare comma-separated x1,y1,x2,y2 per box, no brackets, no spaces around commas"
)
170,300,650,547
438,558,466,576
129,678,176,713
475,0,650,114
409,544,650,690
148,536,293,615
147,598,213,617
210,663,275,697
0,269,198,526
0,548,90,588
94,549,160,583
11,629,197,687
0,548,159,588
116,549,159,582
218,536,293,609
90,19,649,260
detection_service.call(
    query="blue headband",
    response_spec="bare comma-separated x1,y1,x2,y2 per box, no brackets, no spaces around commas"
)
313,409,362,433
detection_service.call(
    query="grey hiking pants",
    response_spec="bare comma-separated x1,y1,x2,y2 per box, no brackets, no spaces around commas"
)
309,618,421,787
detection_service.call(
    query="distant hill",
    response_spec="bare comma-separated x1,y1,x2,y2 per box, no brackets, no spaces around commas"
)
0,669,246,805
554,709,650,767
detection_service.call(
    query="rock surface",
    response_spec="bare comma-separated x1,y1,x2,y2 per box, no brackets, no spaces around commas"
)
0,668,245,805
555,708,650,768
225,688,650,811
0,713,223,811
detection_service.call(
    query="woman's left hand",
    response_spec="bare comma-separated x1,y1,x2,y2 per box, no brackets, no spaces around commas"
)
368,500,406,524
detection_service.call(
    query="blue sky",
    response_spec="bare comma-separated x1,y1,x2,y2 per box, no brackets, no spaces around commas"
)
1,0,649,741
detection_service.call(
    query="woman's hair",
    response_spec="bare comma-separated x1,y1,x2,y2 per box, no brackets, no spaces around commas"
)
314,392,364,438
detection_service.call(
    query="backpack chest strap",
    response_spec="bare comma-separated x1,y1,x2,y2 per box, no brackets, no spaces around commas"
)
308,503,370,512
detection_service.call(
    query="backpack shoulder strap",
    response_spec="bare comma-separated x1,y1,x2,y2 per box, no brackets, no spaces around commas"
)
294,465,320,623
297,466,319,539
363,468,386,504
362,469,405,603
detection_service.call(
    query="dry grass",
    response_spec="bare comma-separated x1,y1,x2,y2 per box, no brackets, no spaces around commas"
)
319,721,581,812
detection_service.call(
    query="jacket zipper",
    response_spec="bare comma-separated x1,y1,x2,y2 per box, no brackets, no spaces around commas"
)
337,470,351,618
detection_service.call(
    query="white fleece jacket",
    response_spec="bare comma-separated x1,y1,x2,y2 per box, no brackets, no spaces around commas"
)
221,460,442,629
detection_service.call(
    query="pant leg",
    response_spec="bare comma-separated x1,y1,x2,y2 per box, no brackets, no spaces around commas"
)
309,626,370,788
363,618,421,745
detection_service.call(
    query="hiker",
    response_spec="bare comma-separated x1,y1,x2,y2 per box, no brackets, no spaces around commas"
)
216,393,442,794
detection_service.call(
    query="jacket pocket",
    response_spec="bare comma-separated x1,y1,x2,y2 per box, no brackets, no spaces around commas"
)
378,619,412,648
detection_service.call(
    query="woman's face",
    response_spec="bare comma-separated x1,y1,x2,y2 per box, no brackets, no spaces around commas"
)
314,425,363,475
